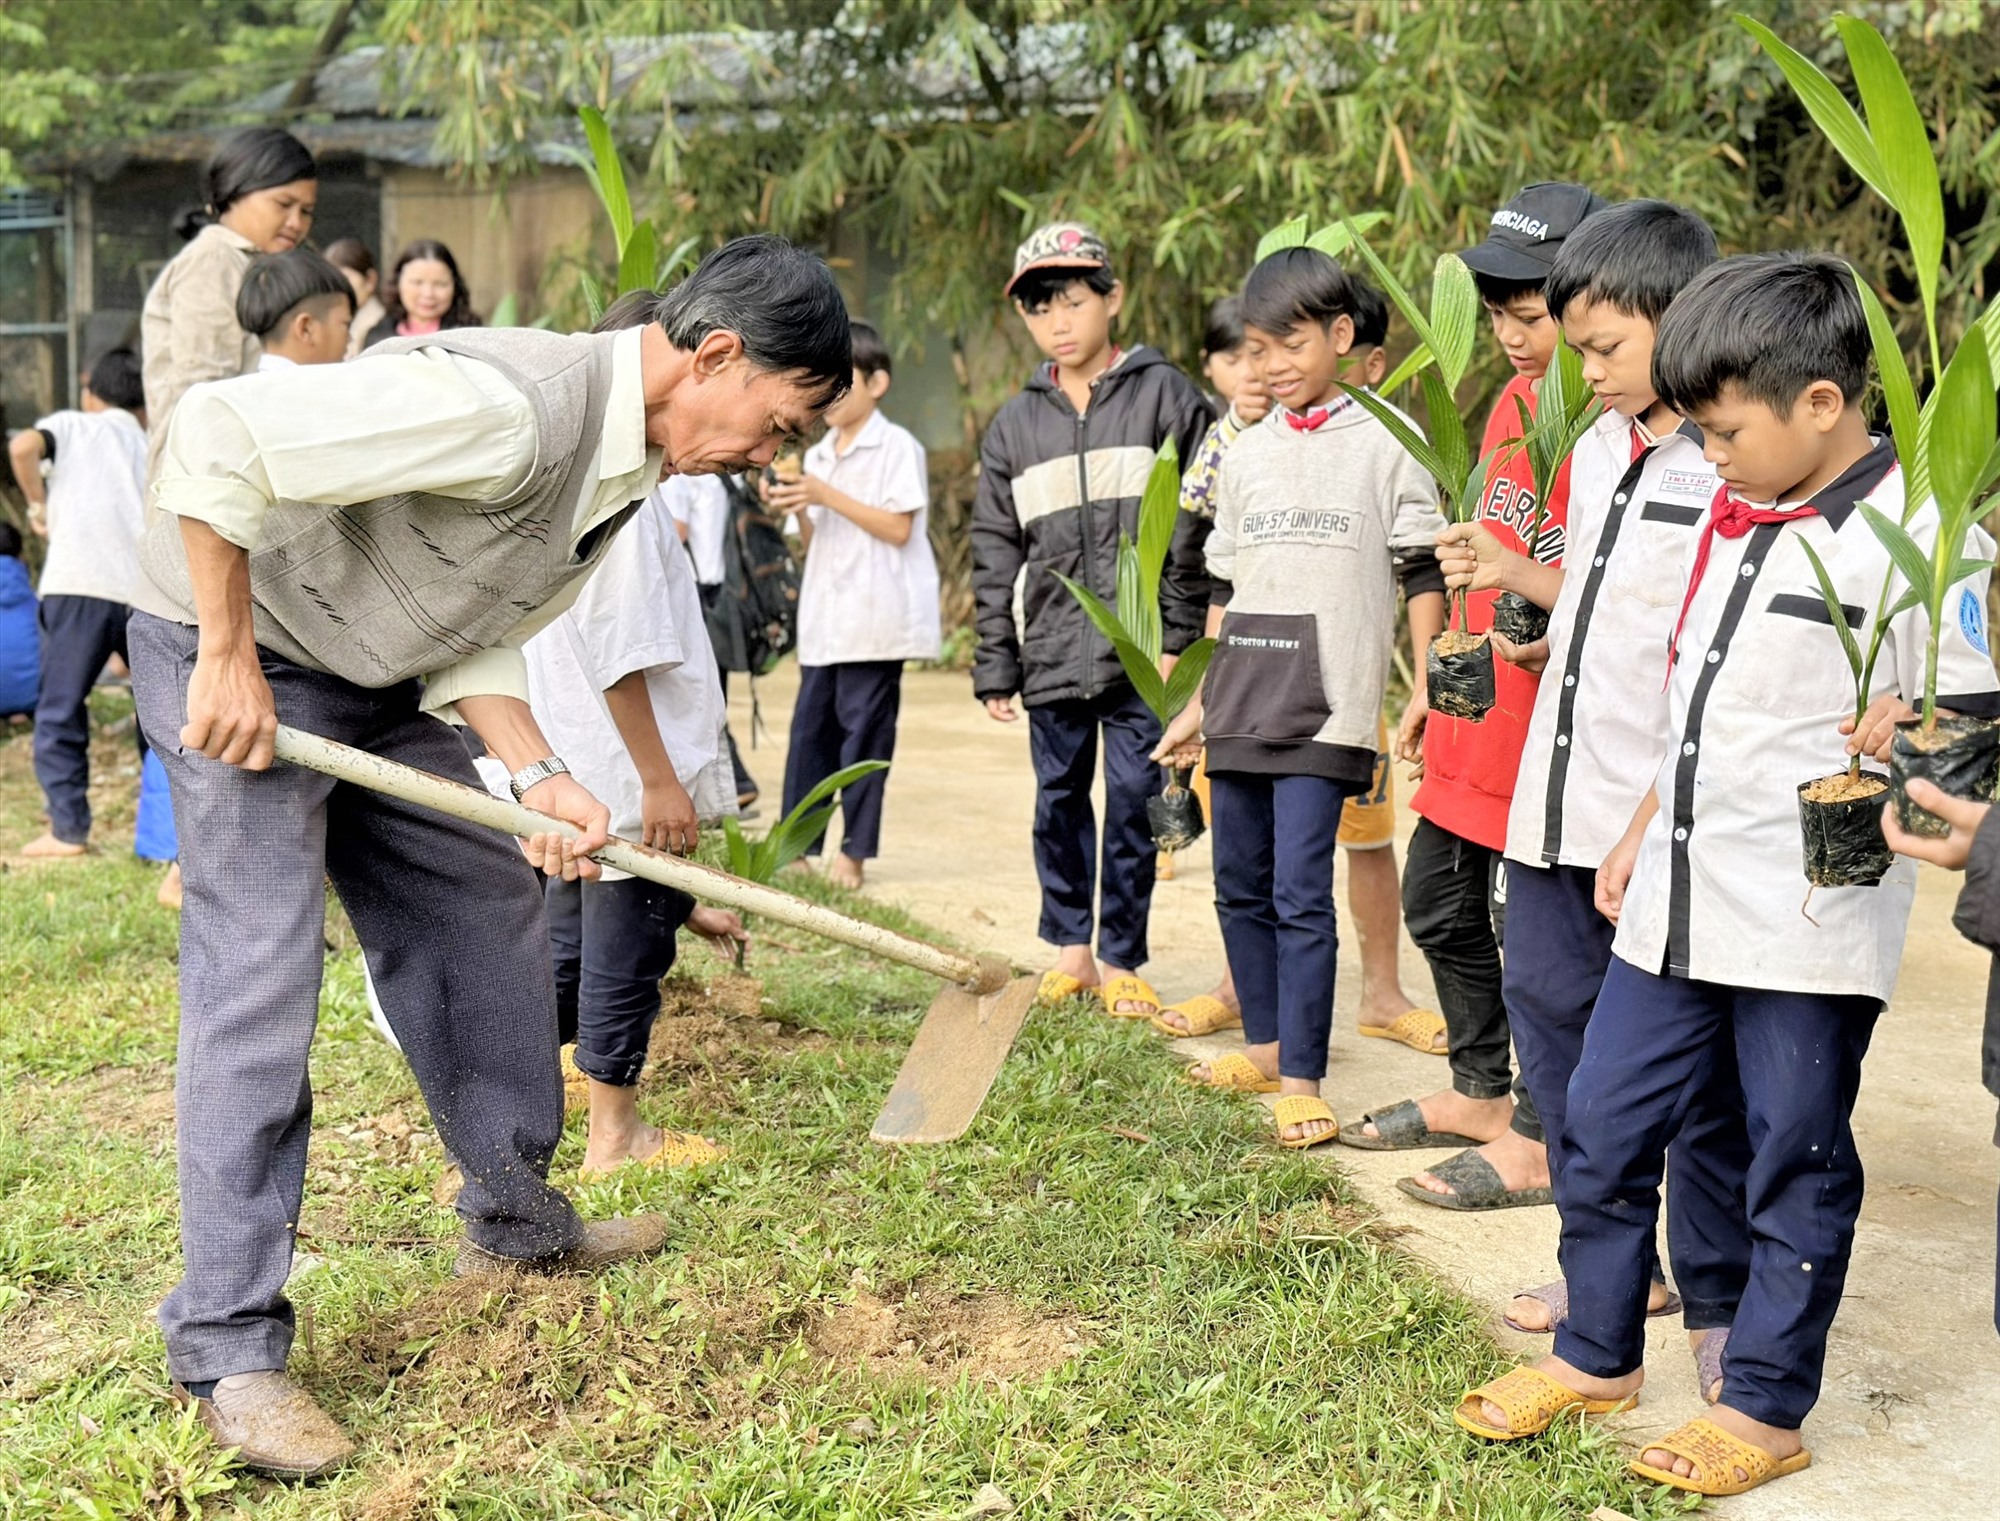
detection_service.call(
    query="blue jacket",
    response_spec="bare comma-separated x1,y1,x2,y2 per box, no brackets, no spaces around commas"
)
0,557,40,715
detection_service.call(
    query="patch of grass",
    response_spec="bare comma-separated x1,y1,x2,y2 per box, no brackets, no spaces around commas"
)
0,713,1684,1519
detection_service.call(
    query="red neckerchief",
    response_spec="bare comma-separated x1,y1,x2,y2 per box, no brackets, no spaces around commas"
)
1630,423,1647,464
1664,485,1820,680
1282,394,1356,432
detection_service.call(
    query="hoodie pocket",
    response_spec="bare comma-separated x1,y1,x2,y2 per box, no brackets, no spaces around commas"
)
1203,611,1331,744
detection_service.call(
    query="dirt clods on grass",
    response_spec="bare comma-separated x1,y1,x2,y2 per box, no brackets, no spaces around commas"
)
811,1286,1086,1388
646,973,827,1080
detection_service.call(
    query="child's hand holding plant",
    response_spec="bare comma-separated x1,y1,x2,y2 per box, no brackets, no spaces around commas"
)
765,473,820,515
1882,779,1990,869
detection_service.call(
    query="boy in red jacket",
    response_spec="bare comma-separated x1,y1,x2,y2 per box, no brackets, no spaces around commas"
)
1343,184,1606,1213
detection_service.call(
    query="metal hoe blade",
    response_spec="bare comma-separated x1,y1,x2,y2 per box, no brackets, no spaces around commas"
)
869,975,1040,1144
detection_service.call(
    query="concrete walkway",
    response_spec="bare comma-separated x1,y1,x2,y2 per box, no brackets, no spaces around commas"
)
733,662,2000,1519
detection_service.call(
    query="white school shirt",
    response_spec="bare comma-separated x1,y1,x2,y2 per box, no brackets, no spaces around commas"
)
796,409,941,666
32,407,149,603
661,473,730,586
256,353,296,372
1613,439,2000,1001
1507,413,1717,869
524,486,736,880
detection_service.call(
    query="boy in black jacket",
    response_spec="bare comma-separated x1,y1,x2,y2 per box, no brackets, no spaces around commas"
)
1883,780,2000,1336
972,222,1214,1017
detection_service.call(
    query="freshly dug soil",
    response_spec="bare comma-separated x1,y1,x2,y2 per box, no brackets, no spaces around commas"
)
1427,631,1496,720
1490,591,1550,646
1890,715,2000,838
1798,771,1893,888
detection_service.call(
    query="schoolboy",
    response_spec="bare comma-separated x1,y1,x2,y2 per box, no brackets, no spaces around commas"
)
1159,282,1434,1053
971,222,1214,1018
1153,246,1445,1147
1433,200,1749,1371
234,248,355,369
769,319,940,889
1346,184,1605,1207
1458,253,2000,1498
7,348,149,858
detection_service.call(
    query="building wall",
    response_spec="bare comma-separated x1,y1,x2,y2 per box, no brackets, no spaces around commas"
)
380,166,606,324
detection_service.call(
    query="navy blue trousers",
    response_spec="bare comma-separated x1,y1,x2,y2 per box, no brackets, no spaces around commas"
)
33,594,134,843
1554,955,1879,1428
1210,770,1351,1081
782,659,902,861
1027,687,1163,968
1506,863,1752,1322
545,875,696,1087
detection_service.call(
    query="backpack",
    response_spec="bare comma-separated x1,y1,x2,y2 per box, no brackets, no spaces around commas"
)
704,472,800,675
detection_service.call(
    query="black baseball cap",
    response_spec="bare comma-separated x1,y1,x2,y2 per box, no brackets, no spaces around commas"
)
1460,182,1609,282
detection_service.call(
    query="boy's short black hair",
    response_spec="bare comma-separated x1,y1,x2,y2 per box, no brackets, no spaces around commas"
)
1010,264,1117,313
1349,279,1390,349
1651,251,1869,415
1241,247,1353,336
235,248,354,340
1472,271,1547,311
849,319,892,379
1203,294,1246,357
1543,200,1719,326
85,348,144,410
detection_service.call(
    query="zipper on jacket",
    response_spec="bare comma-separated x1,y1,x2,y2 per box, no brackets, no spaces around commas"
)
1074,404,1097,700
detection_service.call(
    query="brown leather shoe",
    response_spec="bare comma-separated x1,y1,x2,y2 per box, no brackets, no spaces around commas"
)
171,1370,356,1479
454,1215,670,1279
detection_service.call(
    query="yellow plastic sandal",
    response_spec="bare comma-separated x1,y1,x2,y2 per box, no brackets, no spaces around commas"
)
1184,1052,1280,1093
1097,974,1161,1020
580,1129,729,1179
1036,970,1090,1005
1357,1007,1449,1056
1453,1366,1638,1441
1273,1095,1340,1149
1629,1418,1811,1496
1151,994,1242,1039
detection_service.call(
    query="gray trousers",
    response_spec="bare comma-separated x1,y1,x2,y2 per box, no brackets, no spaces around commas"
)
129,613,582,1382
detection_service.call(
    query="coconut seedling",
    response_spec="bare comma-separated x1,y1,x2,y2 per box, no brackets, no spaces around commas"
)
719,759,890,964
1488,340,1601,646
1744,13,2000,843
571,105,700,316
1053,439,1216,848
1329,225,1502,719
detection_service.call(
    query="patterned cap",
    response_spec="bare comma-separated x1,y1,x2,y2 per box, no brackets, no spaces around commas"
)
1005,221,1111,296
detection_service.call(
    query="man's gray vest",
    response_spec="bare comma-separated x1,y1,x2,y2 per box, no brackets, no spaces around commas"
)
135,327,643,688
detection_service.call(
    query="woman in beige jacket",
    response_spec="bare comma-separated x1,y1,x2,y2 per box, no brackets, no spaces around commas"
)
139,126,315,908
141,127,319,480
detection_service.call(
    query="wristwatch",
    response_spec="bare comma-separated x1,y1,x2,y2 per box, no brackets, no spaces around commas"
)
509,756,570,802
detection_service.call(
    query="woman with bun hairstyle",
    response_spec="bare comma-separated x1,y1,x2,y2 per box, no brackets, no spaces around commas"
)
361,238,482,348
138,126,315,910
141,127,319,480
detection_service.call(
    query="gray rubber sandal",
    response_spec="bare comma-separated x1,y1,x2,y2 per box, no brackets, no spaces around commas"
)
1694,1326,1729,1404
1394,1148,1554,1211
1501,1277,1685,1334
1336,1098,1483,1152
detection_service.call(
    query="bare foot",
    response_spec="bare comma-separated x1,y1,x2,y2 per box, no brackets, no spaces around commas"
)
582,1116,668,1176
826,853,864,890
157,862,183,910
1156,850,1176,882
1188,1041,1278,1087
1640,1403,1800,1482
1473,1355,1641,1434
20,832,86,859
1355,1089,1511,1146
1097,960,1154,1016
1408,1119,1547,1198
1277,1077,1336,1144
1508,1278,1674,1334
1690,1327,1727,1405
1154,981,1240,1034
